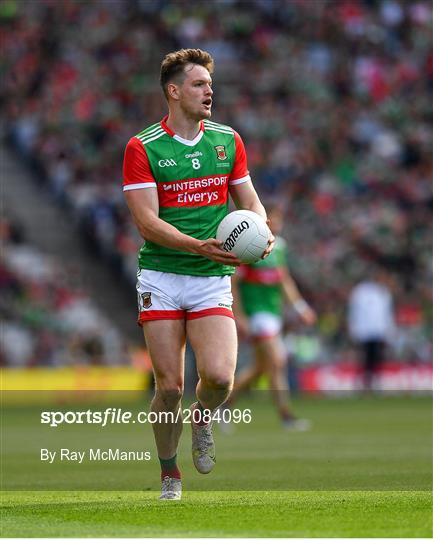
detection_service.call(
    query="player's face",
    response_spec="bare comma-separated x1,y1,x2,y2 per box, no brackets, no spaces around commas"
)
178,64,213,121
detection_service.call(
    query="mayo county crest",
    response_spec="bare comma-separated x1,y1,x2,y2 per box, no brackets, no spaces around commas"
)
139,292,152,310
214,145,227,160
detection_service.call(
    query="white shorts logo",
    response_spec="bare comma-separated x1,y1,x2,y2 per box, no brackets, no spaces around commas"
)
138,292,152,310
158,159,177,167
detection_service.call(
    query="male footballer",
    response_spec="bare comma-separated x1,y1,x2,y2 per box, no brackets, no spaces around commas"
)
123,49,273,500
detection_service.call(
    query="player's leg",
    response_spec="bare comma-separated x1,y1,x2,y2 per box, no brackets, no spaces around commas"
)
137,270,187,461
237,312,292,419
182,275,237,472
142,319,185,499
188,315,238,410
364,339,383,391
186,314,238,473
363,340,375,391
229,312,279,405
184,275,237,410
258,335,311,430
255,336,292,418
227,343,266,406
143,319,186,458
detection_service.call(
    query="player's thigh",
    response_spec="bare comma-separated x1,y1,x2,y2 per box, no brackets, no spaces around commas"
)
249,312,285,368
142,319,186,389
255,335,286,371
187,315,238,384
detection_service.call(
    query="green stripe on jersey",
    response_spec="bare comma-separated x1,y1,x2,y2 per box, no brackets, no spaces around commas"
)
136,123,160,139
203,120,233,131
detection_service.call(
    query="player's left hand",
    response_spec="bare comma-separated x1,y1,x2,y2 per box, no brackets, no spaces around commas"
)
300,305,317,326
261,221,275,259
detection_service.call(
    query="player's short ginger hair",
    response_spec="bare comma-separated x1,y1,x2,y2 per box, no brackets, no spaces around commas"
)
160,49,214,99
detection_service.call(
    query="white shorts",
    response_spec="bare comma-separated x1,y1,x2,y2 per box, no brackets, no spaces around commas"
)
249,312,282,339
136,269,234,324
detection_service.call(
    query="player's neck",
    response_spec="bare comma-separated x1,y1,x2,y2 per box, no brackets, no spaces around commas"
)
165,112,202,141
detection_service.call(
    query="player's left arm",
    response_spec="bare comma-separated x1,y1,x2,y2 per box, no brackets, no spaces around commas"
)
230,181,275,259
229,130,274,257
280,267,317,326
229,180,266,219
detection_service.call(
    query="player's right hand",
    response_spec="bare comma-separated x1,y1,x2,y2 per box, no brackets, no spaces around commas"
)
301,305,317,326
197,239,242,266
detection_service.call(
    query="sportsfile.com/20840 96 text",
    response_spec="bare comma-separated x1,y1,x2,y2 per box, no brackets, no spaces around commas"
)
40,408,252,428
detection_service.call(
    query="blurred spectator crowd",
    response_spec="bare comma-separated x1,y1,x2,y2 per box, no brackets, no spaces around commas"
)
0,216,128,366
2,0,432,364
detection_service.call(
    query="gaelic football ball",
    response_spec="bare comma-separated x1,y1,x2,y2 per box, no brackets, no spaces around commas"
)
216,210,270,264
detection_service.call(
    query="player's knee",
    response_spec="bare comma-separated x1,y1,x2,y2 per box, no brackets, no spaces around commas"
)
203,373,234,392
155,383,184,409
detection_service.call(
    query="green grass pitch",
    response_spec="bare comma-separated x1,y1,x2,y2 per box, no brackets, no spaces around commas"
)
1,395,432,537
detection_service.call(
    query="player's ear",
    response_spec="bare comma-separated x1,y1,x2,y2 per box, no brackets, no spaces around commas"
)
167,82,180,101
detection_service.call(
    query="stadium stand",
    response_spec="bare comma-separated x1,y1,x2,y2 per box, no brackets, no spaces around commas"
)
0,214,129,367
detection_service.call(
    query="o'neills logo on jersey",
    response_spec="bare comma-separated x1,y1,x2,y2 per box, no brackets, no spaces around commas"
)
223,221,249,252
158,175,229,207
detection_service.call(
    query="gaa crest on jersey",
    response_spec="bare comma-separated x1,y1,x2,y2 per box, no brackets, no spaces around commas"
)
140,292,152,310
214,145,227,161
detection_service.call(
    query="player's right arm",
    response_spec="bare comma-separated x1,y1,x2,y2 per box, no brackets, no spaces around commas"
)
123,138,241,266
280,267,317,326
125,188,241,264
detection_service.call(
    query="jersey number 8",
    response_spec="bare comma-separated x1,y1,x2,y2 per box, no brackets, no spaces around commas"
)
191,158,201,170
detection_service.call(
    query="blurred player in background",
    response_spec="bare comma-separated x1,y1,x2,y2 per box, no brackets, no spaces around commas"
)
123,48,273,500
348,267,395,391
229,204,316,429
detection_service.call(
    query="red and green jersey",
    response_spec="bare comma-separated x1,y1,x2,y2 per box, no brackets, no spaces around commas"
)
238,236,288,316
123,116,250,276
